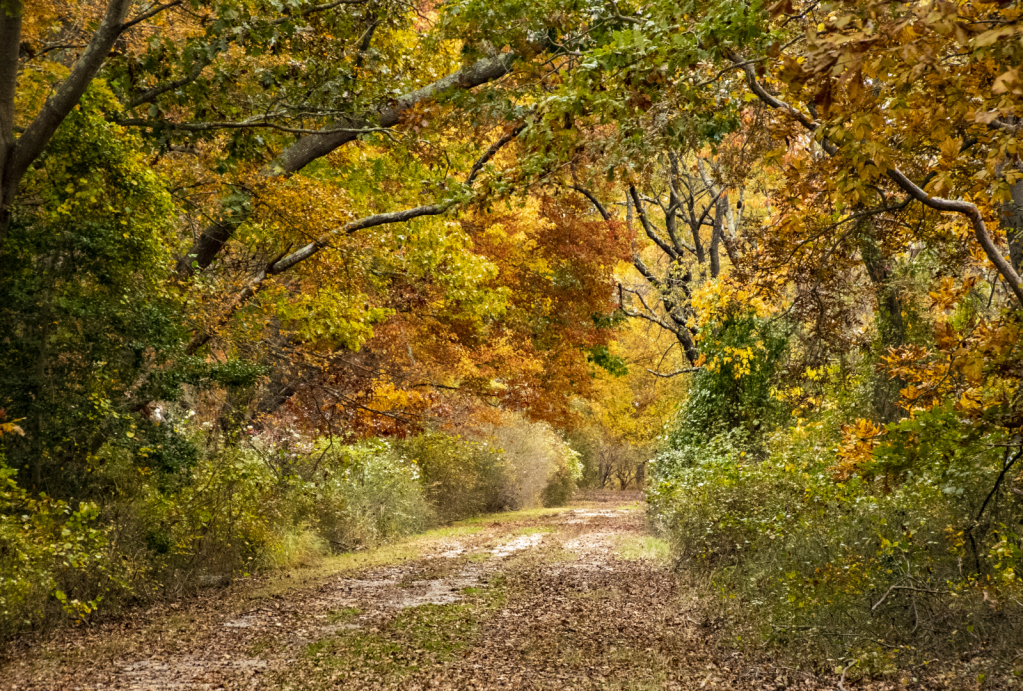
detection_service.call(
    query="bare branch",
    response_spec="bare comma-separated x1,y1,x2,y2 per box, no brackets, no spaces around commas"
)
871,583,951,612
567,184,612,221
645,367,699,378
629,185,680,261
121,0,183,31
465,123,524,186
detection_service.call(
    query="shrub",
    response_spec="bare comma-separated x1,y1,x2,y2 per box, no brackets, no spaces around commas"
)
0,410,577,641
0,460,115,638
295,440,435,551
650,405,1023,671
541,447,582,507
397,432,511,523
483,414,582,508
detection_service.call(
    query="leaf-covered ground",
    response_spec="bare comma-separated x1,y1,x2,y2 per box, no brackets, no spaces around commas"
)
1,497,930,690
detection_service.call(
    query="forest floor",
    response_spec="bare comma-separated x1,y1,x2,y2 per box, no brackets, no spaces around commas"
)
3,496,917,690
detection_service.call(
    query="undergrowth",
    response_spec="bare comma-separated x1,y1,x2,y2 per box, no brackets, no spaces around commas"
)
0,413,579,641
649,306,1023,681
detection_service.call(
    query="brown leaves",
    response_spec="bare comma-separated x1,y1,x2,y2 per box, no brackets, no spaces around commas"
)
767,0,796,18
993,68,1022,95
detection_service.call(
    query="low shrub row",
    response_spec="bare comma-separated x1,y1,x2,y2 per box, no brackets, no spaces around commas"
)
0,414,579,641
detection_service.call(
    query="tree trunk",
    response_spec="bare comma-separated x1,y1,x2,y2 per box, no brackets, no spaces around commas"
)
857,217,905,422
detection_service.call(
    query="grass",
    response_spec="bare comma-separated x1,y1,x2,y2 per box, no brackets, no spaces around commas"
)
252,506,573,600
456,506,571,525
247,524,488,600
616,535,670,563
326,606,361,624
291,586,506,687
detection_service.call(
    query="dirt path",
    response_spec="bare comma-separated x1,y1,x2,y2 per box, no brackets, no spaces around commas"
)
2,499,831,690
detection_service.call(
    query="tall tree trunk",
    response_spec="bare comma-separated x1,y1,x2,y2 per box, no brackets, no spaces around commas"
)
0,3,24,245
857,217,905,422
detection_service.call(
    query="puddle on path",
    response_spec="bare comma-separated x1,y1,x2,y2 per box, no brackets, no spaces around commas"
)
491,532,543,558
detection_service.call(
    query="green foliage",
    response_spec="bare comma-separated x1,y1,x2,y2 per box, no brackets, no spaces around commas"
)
541,447,582,507
287,440,435,552
397,432,512,524
650,403,1023,668
0,458,115,638
0,82,181,489
586,345,629,377
653,311,788,484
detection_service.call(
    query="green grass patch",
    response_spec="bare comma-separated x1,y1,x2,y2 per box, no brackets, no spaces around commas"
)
616,535,670,563
456,506,569,525
326,606,361,624
291,586,505,687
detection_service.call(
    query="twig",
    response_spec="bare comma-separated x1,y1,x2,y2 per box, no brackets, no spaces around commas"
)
871,583,950,612
837,658,858,691
646,367,699,378
975,446,1023,524
121,0,183,30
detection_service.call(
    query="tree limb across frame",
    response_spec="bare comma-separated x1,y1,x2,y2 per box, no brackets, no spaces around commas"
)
174,52,517,278
184,124,524,355
728,51,1023,308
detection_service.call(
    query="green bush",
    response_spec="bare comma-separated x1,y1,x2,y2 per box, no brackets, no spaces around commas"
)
650,404,1023,670
397,432,511,523
0,411,581,641
291,440,435,552
541,447,582,507
0,460,116,638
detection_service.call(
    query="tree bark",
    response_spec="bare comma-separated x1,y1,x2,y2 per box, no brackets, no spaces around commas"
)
0,2,21,242
856,217,906,422
1,0,135,247
1003,176,1023,275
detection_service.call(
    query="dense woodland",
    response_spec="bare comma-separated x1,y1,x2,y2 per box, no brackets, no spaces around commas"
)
3,0,1023,681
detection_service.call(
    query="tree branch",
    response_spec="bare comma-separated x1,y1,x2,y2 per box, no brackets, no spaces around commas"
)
732,50,1023,308
118,117,398,137
0,4,20,161
121,0,183,31
3,0,135,243
629,185,680,261
871,583,950,612
645,367,699,378
184,128,521,354
176,51,516,277
568,184,612,221
126,0,371,110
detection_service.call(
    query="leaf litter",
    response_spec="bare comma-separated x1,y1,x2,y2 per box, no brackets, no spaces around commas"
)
0,500,939,690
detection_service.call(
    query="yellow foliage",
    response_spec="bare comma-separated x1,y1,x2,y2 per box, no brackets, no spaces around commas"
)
691,277,773,329
832,419,884,480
